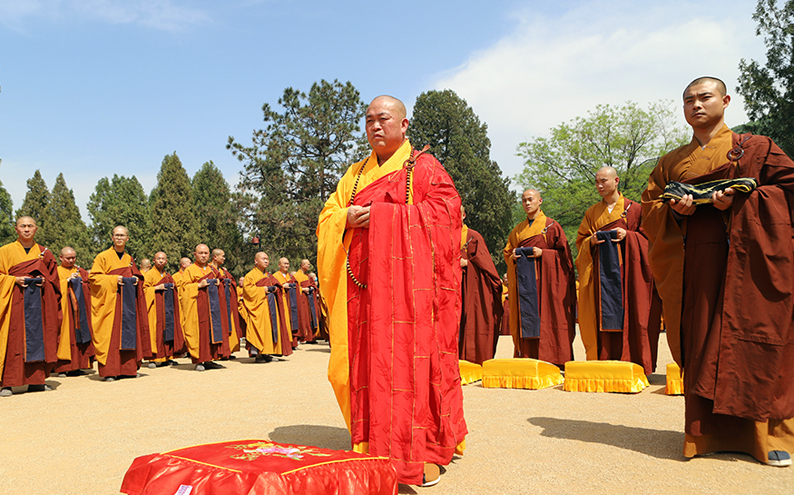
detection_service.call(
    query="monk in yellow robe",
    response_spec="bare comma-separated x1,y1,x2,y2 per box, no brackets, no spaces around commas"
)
53,246,95,377
143,252,184,367
293,259,319,344
317,95,466,486
272,257,299,348
575,166,659,374
241,252,293,362
0,216,61,396
642,77,794,467
210,248,242,355
180,244,230,371
89,226,151,381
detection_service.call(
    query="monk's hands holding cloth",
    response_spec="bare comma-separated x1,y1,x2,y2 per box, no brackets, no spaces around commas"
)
346,205,370,229
711,187,735,211
669,194,696,217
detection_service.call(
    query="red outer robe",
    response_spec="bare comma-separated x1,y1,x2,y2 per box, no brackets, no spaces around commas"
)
273,271,301,346
294,271,318,343
504,217,576,367
54,266,96,373
643,129,794,461
213,267,243,353
187,269,231,364
0,245,61,387
576,198,660,374
346,152,467,484
148,271,185,359
257,274,294,357
459,227,504,365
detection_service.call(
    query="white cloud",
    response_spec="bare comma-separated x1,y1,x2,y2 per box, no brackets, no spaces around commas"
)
431,0,768,182
0,0,210,32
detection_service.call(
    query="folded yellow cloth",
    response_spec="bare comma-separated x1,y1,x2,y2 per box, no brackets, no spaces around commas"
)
459,360,483,385
665,362,684,395
563,360,649,393
481,358,564,390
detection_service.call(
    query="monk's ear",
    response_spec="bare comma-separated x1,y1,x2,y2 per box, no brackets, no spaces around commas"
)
401,118,409,135
722,94,731,109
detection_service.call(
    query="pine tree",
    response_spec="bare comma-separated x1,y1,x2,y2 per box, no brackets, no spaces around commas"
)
15,170,50,236
148,153,200,273
87,175,150,261
42,173,94,266
0,161,14,245
192,161,245,277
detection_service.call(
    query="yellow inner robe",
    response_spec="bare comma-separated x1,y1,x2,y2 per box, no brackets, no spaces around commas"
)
56,265,80,361
89,248,134,366
0,242,44,380
143,267,169,361
242,267,280,355
575,194,627,360
179,263,214,361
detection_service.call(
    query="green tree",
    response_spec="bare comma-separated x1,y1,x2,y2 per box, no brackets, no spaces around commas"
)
15,170,50,234
408,89,515,272
227,79,367,264
192,161,245,276
737,0,794,156
148,153,200,273
87,174,150,261
41,173,94,265
0,160,14,245
515,101,688,258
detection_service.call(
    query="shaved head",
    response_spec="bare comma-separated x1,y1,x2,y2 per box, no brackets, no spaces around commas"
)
61,246,76,257
59,246,77,268
179,257,192,269
596,166,618,178
16,216,35,227
368,95,406,120
211,248,224,258
684,76,727,98
523,188,541,199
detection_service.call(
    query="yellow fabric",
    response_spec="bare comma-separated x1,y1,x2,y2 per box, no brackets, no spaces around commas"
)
179,263,213,360
641,124,734,365
216,266,240,352
481,358,563,390
316,139,414,432
563,360,649,393
460,224,469,250
459,360,483,385
89,248,133,366
56,265,79,361
666,362,684,395
293,270,313,341
502,211,547,352
575,194,626,360
143,267,171,361
242,267,280,355
272,271,295,336
0,241,43,380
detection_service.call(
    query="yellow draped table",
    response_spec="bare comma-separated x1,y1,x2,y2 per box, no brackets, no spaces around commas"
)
481,358,564,390
459,360,483,385
563,360,649,393
665,362,684,395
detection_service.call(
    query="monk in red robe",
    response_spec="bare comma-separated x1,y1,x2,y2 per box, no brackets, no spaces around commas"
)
53,246,95,377
272,258,301,348
575,166,660,374
459,207,503,365
317,95,467,486
293,259,319,344
0,216,61,396
143,251,184,367
211,248,242,356
642,76,794,467
179,244,230,371
89,226,152,381
503,190,576,368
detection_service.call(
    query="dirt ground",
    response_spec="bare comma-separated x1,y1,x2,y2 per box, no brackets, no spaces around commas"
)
0,332,791,495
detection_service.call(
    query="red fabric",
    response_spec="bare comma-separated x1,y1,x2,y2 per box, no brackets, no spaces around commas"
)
346,153,467,485
120,440,398,495
590,202,659,374
297,278,318,342
152,271,186,359
256,275,294,357
459,228,503,364
54,266,96,373
98,265,152,377
213,267,243,349
193,271,230,364
514,221,576,367
2,251,61,387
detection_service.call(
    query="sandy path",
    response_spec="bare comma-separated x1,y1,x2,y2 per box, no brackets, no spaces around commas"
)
0,333,791,494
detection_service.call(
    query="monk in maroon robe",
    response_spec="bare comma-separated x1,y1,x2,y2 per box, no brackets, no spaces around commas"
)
54,246,95,376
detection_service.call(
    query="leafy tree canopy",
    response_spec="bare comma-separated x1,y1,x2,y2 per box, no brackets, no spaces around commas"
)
15,170,50,234
87,174,150,261
42,173,94,266
0,161,14,245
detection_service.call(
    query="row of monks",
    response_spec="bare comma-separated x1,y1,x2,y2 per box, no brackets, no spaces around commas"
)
458,166,662,376
0,219,328,395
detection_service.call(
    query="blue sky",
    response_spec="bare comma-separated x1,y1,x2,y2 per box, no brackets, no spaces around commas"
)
0,0,767,220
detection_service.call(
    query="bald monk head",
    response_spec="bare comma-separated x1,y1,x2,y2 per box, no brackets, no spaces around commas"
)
278,257,290,274
300,259,311,273
139,258,151,272
682,76,731,144
153,252,167,272
254,252,270,272
15,216,37,248
521,189,543,219
60,246,77,269
366,95,409,165
194,244,210,268
179,257,192,271
461,205,467,221
594,166,620,202
211,248,226,267
111,226,129,253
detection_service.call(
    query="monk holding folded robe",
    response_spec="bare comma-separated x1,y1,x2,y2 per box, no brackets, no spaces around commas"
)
503,189,576,368
241,252,293,362
575,166,660,374
143,251,184,367
89,226,151,381
642,76,794,467
272,257,300,348
0,216,61,396
53,246,95,377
